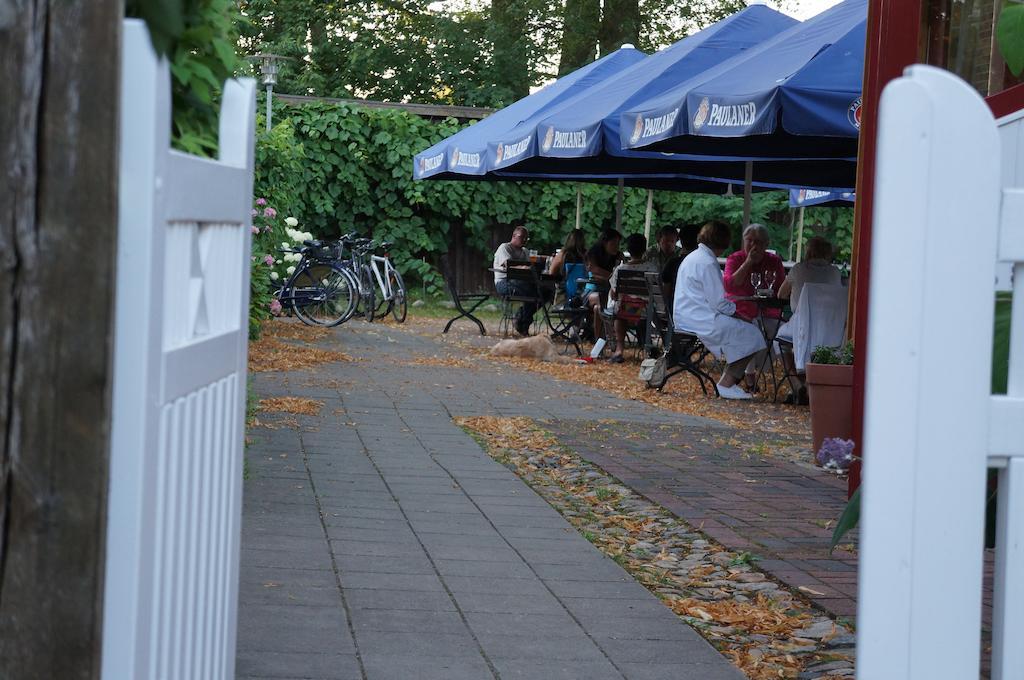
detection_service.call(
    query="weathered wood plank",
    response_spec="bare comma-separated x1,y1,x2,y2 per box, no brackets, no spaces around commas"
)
0,2,121,677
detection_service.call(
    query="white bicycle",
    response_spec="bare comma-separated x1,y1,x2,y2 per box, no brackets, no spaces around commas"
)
348,239,407,323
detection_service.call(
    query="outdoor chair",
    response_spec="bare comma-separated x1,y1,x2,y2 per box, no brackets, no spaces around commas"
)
544,262,589,356
600,269,650,358
498,260,545,337
441,254,490,336
774,282,848,400
644,272,718,396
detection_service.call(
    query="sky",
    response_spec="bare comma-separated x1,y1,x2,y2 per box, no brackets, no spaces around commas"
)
780,0,844,20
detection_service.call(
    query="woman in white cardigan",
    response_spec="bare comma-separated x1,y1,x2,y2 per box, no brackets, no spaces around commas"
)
673,221,766,400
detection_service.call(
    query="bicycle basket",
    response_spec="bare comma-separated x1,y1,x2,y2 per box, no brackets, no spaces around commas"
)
309,243,341,261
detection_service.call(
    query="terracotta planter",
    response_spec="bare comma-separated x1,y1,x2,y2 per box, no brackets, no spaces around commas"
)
805,362,854,458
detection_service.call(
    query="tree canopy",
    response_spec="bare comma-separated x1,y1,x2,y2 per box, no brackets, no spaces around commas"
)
239,0,745,108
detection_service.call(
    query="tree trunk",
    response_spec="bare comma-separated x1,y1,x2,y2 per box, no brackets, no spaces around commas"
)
489,0,531,102
599,0,639,55
558,0,600,75
0,2,120,677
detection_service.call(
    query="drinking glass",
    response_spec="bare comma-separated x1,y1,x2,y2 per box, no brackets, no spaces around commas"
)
750,272,763,292
764,270,776,293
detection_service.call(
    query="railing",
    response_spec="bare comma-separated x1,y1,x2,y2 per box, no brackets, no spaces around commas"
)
858,64,1023,679
101,20,255,679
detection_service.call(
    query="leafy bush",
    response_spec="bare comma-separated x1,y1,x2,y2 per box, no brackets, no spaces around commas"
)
810,341,854,365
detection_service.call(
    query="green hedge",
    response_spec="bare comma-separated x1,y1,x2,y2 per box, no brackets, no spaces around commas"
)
254,99,854,295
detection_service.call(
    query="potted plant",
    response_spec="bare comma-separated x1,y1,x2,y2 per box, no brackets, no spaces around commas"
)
806,341,854,459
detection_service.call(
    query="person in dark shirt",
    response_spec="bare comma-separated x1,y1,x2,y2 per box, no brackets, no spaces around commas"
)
582,228,622,341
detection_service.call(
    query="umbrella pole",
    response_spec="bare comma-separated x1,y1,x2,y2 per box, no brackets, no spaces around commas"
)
644,190,653,241
615,178,624,229
575,185,582,230
786,208,796,261
742,161,753,228
795,206,806,261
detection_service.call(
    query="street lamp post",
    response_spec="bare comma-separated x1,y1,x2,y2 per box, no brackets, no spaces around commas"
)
248,53,287,132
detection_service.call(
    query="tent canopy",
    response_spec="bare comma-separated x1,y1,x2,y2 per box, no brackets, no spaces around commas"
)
619,0,866,162
489,4,796,168
412,46,646,181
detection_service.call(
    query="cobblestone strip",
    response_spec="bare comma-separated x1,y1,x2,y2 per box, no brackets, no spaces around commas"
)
457,416,856,680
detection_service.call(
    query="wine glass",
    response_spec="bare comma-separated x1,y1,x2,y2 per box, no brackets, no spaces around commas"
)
763,270,776,294
750,272,763,293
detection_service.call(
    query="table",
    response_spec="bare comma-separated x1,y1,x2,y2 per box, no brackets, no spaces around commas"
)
733,295,788,400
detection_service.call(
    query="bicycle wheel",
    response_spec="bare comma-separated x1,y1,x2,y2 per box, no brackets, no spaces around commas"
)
358,265,376,322
388,268,407,322
293,264,356,327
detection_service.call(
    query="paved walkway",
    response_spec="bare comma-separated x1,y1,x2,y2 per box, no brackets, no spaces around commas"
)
546,421,857,619
238,323,743,679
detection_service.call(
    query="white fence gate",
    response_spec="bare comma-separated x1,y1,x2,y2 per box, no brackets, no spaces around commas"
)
101,20,255,679
858,65,1023,678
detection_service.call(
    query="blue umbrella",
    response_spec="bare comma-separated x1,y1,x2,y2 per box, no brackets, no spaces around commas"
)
619,0,866,162
488,4,796,172
789,188,855,207
413,46,646,181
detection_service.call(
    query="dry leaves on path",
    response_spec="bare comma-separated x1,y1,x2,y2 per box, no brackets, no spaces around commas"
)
248,319,344,372
258,396,323,416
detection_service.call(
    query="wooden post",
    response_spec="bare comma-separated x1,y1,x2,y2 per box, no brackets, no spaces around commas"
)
795,207,806,261
0,3,121,677
575,185,582,230
615,178,624,229
643,189,654,241
742,160,753,227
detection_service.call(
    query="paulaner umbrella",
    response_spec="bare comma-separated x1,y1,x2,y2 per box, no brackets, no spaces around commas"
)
413,46,645,181
487,4,797,176
619,0,866,183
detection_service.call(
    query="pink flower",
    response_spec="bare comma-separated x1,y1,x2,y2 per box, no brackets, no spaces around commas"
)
263,254,275,266
269,299,282,315
263,207,277,218
251,225,260,234
250,209,258,217
256,198,267,206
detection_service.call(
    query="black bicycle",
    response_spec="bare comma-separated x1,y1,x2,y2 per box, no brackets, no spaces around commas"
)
272,240,358,327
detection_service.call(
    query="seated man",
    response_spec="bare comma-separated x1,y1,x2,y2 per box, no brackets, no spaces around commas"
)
608,233,657,363
493,225,537,336
642,225,680,273
674,221,766,400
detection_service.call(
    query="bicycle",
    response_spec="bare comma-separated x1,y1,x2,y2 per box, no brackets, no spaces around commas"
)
272,240,358,327
339,236,378,322
337,237,407,323
367,241,407,323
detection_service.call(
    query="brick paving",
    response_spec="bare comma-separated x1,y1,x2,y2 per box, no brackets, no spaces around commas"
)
545,421,859,620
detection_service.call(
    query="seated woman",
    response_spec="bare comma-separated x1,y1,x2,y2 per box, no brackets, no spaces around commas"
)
723,223,787,391
776,236,843,403
674,221,766,400
608,234,658,363
778,236,842,310
583,228,622,341
547,229,588,299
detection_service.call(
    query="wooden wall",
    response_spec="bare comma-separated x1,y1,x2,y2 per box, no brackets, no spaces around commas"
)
0,2,121,677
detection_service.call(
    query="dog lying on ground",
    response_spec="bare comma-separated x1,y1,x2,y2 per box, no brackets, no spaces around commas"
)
489,335,575,363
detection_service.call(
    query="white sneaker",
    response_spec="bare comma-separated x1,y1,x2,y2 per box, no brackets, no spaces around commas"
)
717,383,753,400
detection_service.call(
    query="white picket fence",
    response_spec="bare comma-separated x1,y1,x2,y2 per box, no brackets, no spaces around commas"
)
858,65,1023,678
101,20,255,679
